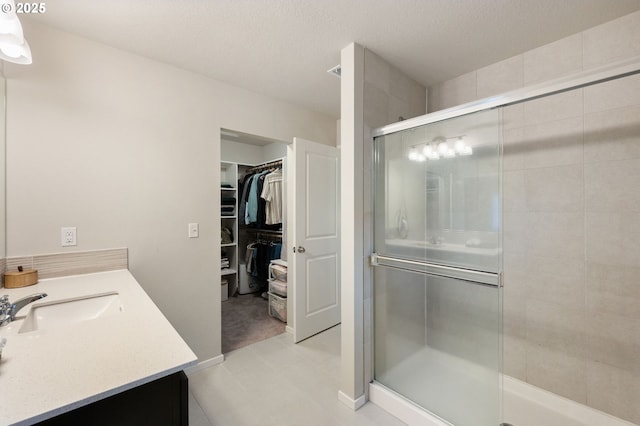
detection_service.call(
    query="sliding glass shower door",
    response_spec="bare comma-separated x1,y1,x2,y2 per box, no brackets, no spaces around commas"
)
372,109,502,426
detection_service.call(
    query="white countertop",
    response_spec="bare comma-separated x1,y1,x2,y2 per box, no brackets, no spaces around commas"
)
0,269,198,426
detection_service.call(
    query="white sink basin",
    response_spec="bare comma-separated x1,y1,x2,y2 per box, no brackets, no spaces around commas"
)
19,292,123,333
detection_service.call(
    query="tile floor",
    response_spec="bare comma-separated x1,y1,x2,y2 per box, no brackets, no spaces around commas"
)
187,325,405,425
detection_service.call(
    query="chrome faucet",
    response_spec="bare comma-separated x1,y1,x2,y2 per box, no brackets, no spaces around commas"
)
0,293,48,326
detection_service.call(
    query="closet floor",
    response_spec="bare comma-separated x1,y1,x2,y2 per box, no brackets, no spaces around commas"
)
222,293,285,353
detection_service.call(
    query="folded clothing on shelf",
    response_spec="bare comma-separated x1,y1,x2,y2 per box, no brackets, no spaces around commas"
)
221,227,233,244
221,250,230,269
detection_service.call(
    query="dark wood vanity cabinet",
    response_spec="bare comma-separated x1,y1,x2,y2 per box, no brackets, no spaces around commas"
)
35,371,188,426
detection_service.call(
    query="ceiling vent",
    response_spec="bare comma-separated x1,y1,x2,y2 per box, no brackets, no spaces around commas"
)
327,64,341,78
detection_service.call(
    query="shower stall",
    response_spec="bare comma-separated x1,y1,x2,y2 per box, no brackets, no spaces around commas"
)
368,58,640,426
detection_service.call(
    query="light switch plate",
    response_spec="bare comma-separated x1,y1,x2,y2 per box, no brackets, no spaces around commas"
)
188,223,199,238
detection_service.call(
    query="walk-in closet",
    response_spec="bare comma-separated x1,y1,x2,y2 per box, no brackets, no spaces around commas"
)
219,129,289,353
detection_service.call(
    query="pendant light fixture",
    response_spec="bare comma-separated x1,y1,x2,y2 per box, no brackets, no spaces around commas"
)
0,0,32,64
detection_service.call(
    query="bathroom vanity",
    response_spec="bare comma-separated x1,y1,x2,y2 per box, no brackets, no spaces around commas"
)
0,270,198,425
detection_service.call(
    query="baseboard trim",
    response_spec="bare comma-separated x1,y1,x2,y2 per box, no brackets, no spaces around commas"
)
184,354,224,375
338,390,366,410
369,382,451,426
285,326,294,334
503,375,636,426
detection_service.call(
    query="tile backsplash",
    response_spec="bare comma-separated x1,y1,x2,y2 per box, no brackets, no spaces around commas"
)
2,248,128,286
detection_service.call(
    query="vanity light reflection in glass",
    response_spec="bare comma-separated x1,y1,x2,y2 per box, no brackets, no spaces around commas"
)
408,136,472,162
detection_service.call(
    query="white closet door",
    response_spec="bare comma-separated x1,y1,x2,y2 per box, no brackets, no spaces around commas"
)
289,137,340,342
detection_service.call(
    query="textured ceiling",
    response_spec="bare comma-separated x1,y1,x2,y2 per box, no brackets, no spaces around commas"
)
25,0,640,118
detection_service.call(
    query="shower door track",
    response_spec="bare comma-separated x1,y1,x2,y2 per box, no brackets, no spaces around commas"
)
370,253,500,287
372,55,640,138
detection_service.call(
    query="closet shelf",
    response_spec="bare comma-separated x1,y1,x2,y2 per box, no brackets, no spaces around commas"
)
221,161,239,297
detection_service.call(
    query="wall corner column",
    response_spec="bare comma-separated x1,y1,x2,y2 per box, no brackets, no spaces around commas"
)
338,42,366,409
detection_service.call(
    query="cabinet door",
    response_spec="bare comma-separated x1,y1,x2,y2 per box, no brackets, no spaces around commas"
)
36,371,188,426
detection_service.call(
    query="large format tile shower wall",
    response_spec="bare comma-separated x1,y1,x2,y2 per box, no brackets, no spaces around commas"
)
428,11,640,424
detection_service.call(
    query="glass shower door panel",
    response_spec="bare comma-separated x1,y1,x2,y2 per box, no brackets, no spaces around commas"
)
374,109,501,273
374,266,501,426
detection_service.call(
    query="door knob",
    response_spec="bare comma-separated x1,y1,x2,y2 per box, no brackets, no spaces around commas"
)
297,246,306,253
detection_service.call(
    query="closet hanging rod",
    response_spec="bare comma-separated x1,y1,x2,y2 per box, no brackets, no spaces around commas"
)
245,159,282,173
246,228,282,235
254,234,282,243
256,235,282,242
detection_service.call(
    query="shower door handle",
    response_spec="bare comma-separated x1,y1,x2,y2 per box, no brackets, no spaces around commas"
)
370,253,500,287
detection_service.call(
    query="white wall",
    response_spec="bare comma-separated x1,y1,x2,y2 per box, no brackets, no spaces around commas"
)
340,43,366,408
262,142,287,163
220,140,265,165
5,21,336,361
220,139,288,165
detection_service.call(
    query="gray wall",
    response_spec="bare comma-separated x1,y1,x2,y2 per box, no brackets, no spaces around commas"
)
428,10,640,423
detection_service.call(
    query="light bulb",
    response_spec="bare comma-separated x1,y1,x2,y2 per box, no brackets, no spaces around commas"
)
443,148,456,158
416,153,426,162
437,142,449,155
408,148,418,161
454,138,466,154
460,146,473,156
422,145,433,156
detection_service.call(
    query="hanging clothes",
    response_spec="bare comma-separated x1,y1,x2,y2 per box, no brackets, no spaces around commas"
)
238,173,252,222
245,170,270,225
238,164,283,228
246,240,282,282
256,172,268,228
245,242,256,274
260,168,283,225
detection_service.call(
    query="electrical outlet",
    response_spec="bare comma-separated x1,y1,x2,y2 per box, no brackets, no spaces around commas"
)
188,223,199,238
61,227,77,247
